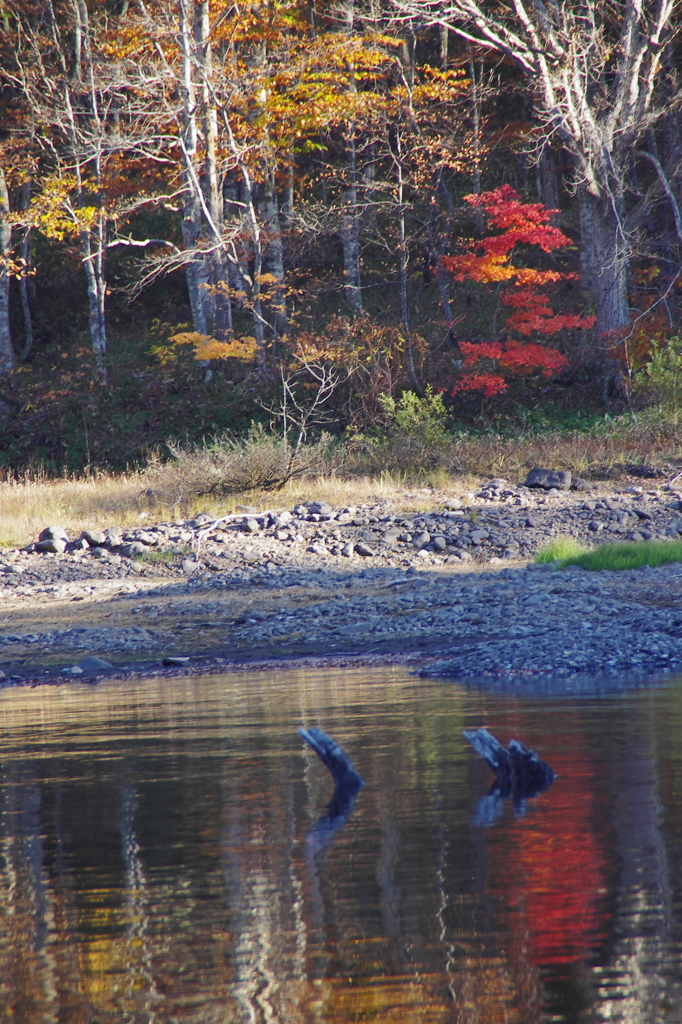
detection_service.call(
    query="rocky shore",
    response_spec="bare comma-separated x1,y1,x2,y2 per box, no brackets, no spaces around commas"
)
2,472,682,688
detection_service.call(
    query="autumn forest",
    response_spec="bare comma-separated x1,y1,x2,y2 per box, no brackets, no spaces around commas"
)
0,0,681,474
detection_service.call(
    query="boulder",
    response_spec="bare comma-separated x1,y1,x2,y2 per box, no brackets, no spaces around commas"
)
137,531,159,546
82,529,106,546
470,530,490,544
354,541,375,557
36,538,67,554
124,541,147,557
306,500,334,516
524,468,572,490
39,525,68,542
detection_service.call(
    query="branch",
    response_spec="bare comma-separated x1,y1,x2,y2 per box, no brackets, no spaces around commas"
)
637,150,682,245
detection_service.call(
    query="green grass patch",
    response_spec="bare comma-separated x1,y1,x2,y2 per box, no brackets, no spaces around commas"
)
137,548,178,564
561,539,682,572
535,537,589,563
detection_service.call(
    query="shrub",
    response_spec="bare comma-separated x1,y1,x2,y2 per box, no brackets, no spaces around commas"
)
165,423,336,497
634,336,682,426
348,388,454,477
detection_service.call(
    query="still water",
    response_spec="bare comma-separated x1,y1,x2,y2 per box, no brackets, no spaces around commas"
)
0,667,680,1023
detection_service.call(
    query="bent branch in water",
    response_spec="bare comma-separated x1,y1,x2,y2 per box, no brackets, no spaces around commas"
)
299,727,364,790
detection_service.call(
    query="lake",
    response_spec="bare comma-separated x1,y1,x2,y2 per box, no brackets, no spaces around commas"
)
0,666,680,1023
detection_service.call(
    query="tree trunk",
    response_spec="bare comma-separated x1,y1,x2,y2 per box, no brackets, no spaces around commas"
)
578,188,596,291
536,143,559,213
182,209,208,335
586,191,630,349
436,171,455,324
0,167,17,376
80,222,107,380
179,0,209,336
395,138,421,393
259,166,288,341
198,0,232,340
18,180,33,361
341,129,363,316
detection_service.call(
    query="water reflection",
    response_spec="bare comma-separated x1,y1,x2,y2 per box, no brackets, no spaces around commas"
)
0,670,679,1021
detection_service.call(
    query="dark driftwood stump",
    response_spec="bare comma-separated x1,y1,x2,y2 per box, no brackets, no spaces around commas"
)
463,727,555,805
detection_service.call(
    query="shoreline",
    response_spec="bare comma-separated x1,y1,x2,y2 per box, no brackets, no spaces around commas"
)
3,477,682,689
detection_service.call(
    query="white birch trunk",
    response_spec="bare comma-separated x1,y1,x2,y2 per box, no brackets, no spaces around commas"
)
395,138,421,392
259,167,288,341
179,0,209,336
341,129,363,316
18,180,33,362
198,0,232,339
0,167,16,376
80,221,107,380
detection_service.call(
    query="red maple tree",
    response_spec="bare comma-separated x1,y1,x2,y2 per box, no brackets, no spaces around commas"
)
443,185,595,396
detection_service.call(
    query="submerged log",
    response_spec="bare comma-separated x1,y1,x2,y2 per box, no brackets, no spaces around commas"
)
299,726,364,790
299,727,364,854
463,727,555,809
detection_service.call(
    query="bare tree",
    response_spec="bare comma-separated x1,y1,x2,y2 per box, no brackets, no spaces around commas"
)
4,0,173,380
391,0,679,355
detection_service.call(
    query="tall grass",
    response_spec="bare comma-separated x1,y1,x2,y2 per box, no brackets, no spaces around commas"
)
1,412,680,549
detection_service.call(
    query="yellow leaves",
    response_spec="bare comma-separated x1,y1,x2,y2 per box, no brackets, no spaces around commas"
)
195,336,258,361
27,176,106,240
255,273,282,287
159,331,258,365
28,175,79,241
0,255,35,281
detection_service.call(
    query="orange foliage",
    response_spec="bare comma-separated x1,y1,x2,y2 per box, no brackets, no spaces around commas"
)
451,373,508,397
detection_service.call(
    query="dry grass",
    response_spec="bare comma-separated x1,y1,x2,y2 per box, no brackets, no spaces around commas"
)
0,472,158,549
443,417,682,479
0,468,478,549
1,416,680,549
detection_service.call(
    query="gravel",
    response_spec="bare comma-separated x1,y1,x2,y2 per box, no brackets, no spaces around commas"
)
3,477,682,685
